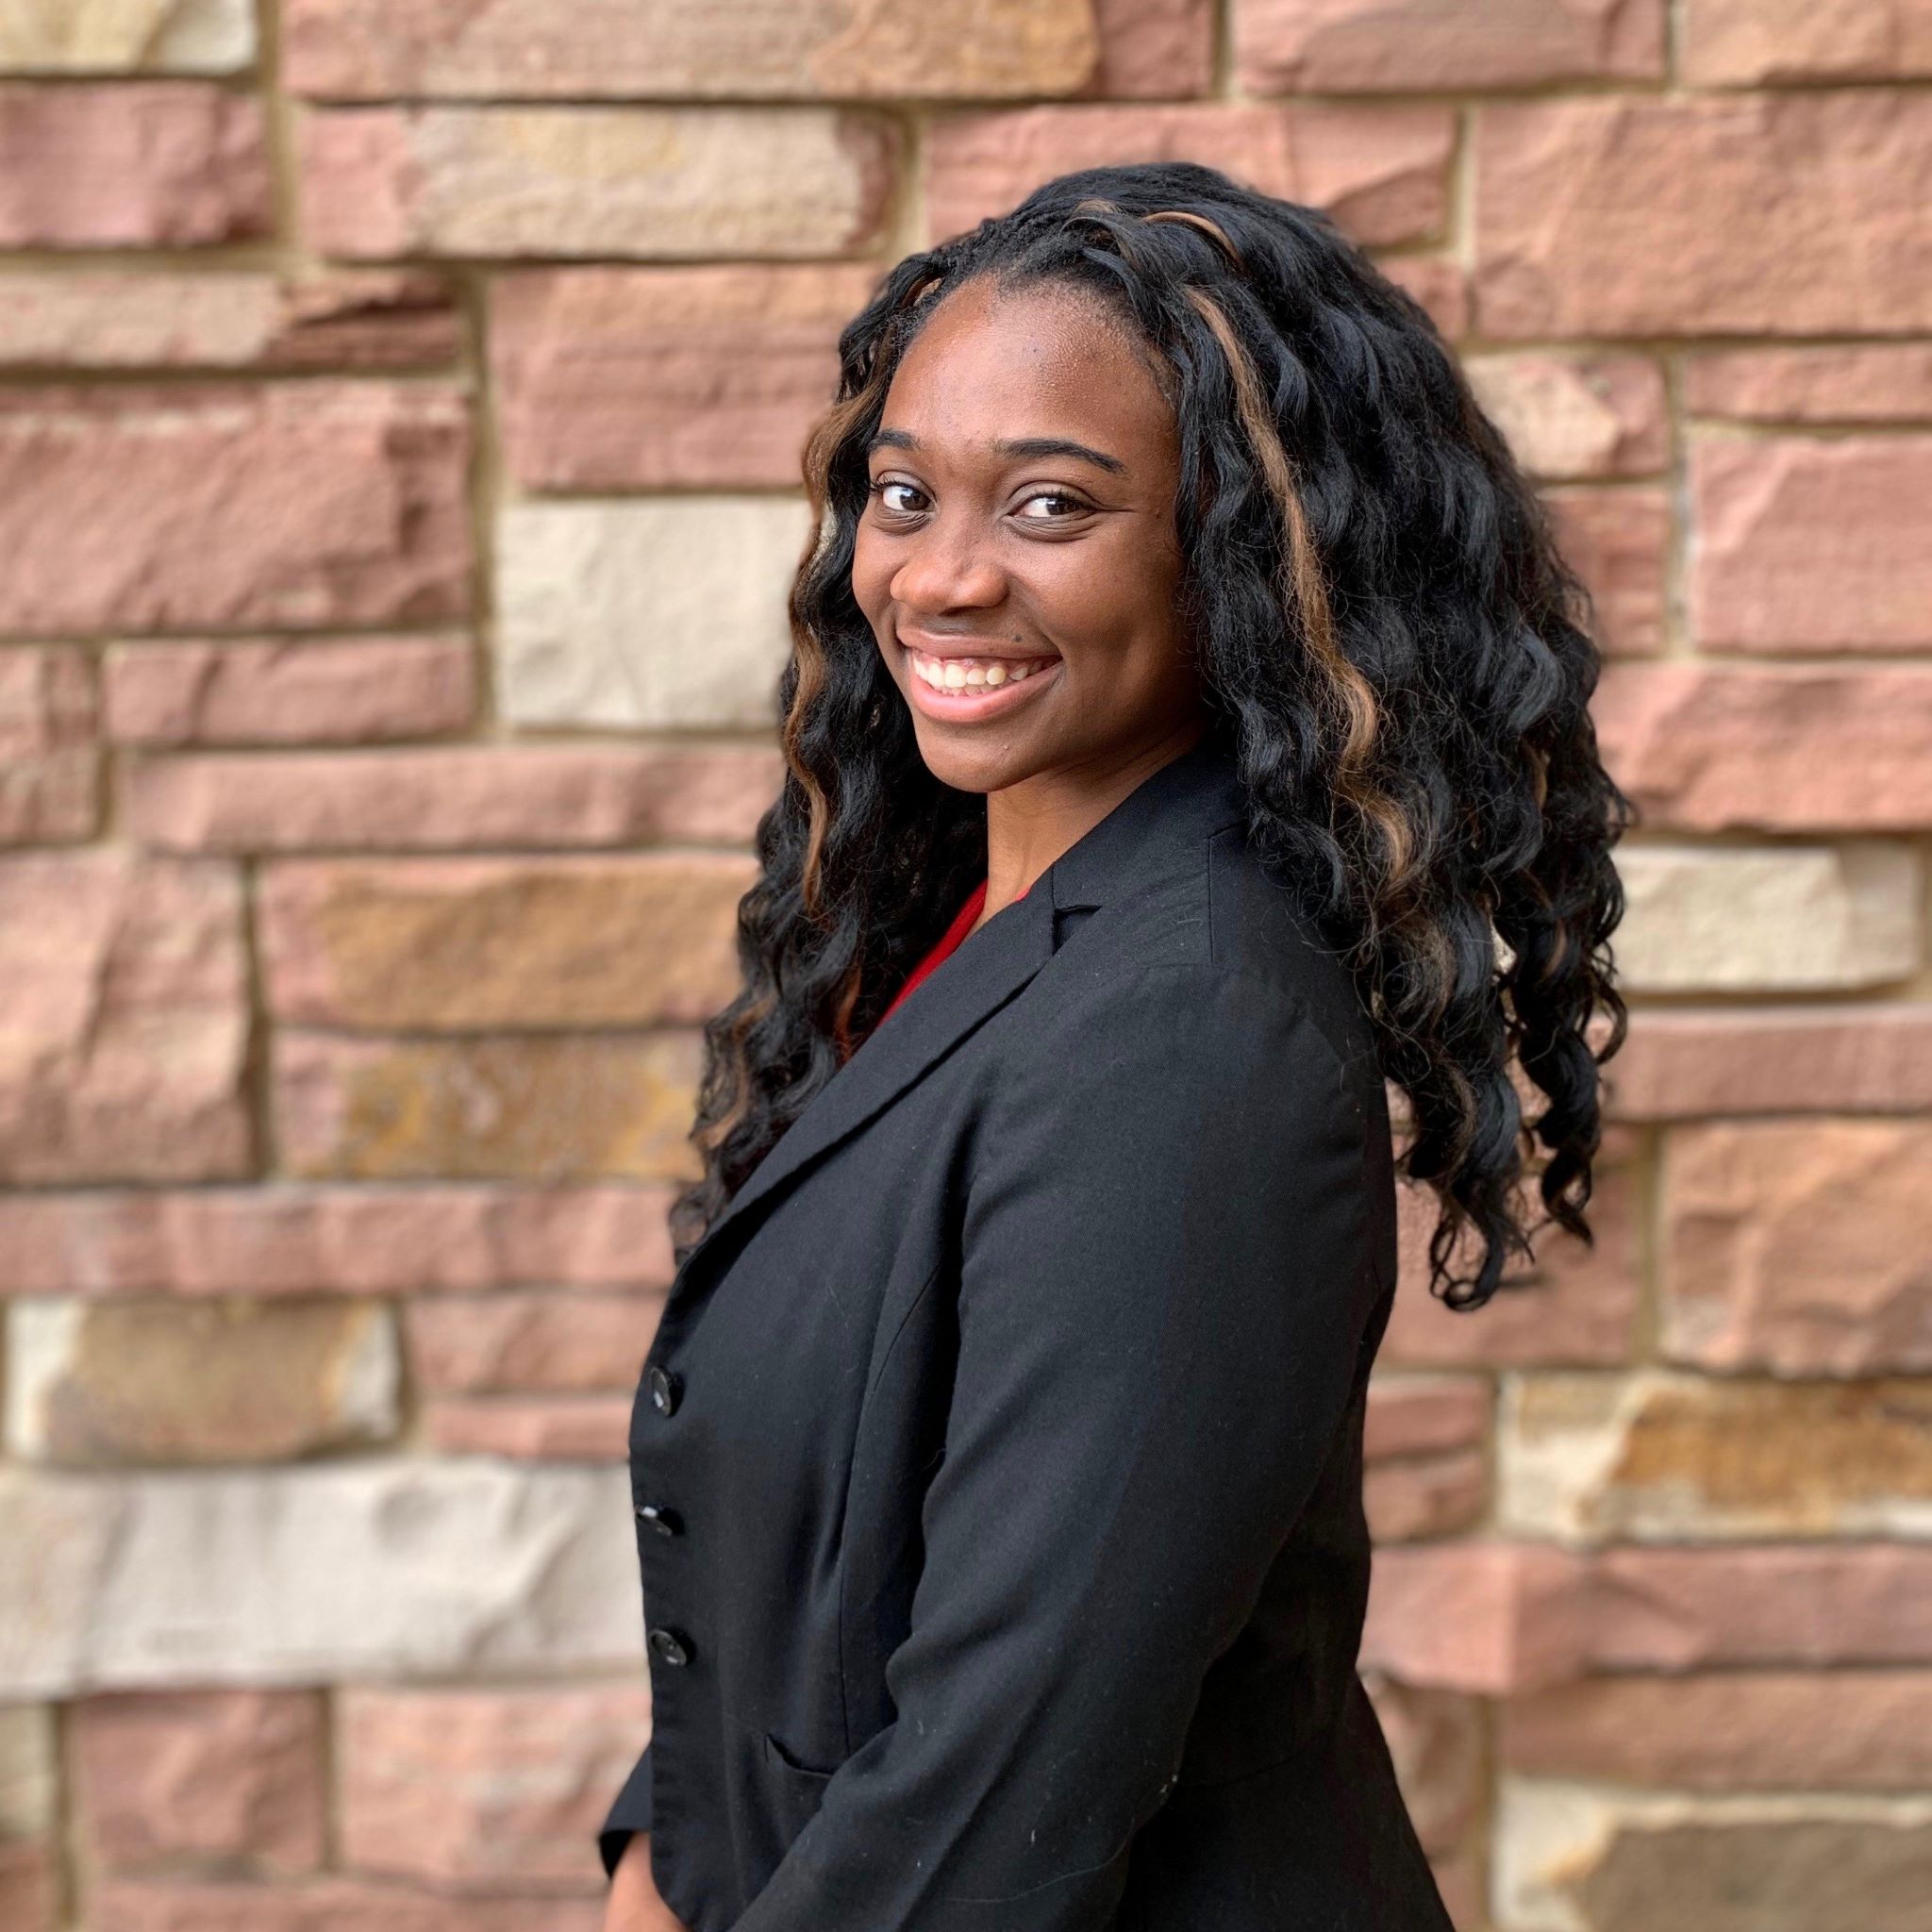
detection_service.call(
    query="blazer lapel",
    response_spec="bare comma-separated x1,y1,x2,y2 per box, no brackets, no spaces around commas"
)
668,734,1249,1290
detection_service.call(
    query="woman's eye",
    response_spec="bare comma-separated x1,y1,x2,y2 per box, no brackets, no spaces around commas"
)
869,478,926,514
1016,490,1091,522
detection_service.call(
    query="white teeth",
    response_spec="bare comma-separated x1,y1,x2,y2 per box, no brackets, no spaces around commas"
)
909,651,1053,692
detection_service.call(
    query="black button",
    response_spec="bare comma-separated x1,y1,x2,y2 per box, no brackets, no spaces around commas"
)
635,1503,682,1537
647,1365,681,1416
647,1626,691,1667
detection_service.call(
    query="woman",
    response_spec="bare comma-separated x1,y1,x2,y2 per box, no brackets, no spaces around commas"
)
600,159,1629,1931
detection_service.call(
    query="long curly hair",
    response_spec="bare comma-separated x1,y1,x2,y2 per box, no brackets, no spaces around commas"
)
669,159,1633,1313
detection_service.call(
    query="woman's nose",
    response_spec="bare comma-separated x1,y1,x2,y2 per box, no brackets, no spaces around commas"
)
891,516,1005,614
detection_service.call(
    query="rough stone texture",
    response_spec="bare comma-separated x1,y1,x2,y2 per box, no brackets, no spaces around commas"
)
0,0,254,73
927,103,1455,249
1465,355,1667,480
1237,0,1663,92
0,82,267,246
0,1183,681,1296
1594,663,1932,831
0,644,98,843
260,855,753,1031
1362,1675,1482,1856
1692,436,1932,653
491,264,874,491
0,1459,639,1698
70,1689,325,1874
1383,1141,1641,1367
1609,842,1921,992
0,385,472,638
406,1291,663,1394
1365,1446,1486,1542
103,637,476,747
1686,344,1932,424
125,742,781,854
1363,1378,1489,1541
88,1879,607,1931
1685,0,1932,85
1474,92,1932,338
299,106,899,259
285,0,1100,98
1499,1372,1932,1542
1501,1671,1932,1790
1377,255,1468,338
1546,488,1668,656
1084,0,1215,99
7,1298,399,1465
424,1396,632,1462
0,271,458,371
1660,1121,1932,1375
497,498,809,730
1495,1783,1932,1932
0,849,249,1184
340,1684,651,1892
272,1029,706,1183
1607,1003,1932,1120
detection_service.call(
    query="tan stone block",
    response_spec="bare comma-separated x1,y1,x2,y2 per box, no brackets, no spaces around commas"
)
0,1183,680,1296
1547,488,1667,656
7,1298,398,1465
125,742,780,853
1237,0,1662,92
1594,663,1932,831
273,1029,704,1182
1465,355,1667,481
491,264,874,491
1685,0,1932,84
299,106,898,259
927,103,1454,250
1087,0,1215,98
0,385,471,638
1502,1670,1932,1790
1384,1153,1641,1368
260,854,752,1030
1612,843,1919,991
84,1878,606,1930
1660,1120,1932,1374
70,1689,325,1873
0,271,458,372
1495,1782,1932,1932
423,1397,631,1461
0,1705,55,1837
1692,435,1932,653
497,499,808,729
0,82,267,246
0,1460,639,1697
0,644,97,843
1607,1004,1932,1120
285,0,1099,98
1500,1371,1932,1541
406,1291,663,1394
103,637,475,747
0,849,249,1184
0,0,253,72
1686,343,1932,424
1475,93,1932,338
338,1683,651,1892
1363,1676,1482,1856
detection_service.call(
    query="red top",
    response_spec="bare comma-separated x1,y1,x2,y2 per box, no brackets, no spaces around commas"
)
880,876,1026,1025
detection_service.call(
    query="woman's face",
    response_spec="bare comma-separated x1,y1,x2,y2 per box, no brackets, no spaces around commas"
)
850,276,1205,799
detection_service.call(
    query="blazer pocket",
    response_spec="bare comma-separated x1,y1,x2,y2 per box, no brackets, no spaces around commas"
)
761,1728,841,1838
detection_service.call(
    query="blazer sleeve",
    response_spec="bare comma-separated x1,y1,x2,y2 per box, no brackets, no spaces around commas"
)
598,1740,652,1881
733,962,1389,1931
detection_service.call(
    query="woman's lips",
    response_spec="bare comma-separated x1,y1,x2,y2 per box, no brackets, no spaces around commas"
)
901,643,1062,723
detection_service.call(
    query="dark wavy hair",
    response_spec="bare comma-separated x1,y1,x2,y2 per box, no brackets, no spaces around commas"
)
668,159,1633,1313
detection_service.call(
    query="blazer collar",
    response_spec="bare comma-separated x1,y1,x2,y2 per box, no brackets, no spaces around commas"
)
671,732,1248,1285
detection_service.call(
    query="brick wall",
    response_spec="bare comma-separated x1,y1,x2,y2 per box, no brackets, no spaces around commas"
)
1,5,1927,1928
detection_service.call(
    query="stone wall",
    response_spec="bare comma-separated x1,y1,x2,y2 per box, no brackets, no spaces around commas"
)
1,4,1928,1928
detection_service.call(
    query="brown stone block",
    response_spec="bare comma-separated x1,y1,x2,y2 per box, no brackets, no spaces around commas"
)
1547,487,1669,656
0,644,97,843
1685,343,1932,425
83,1879,607,1931
1363,1675,1483,1856
406,1290,664,1394
1685,0,1932,85
423,1395,631,1461
273,1029,705,1182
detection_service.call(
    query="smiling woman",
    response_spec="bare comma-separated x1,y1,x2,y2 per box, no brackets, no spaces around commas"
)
600,158,1629,1932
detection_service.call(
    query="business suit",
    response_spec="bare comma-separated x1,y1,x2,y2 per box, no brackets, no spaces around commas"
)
601,730,1455,1930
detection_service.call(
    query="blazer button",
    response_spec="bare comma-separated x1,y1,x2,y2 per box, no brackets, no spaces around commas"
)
647,1364,682,1416
635,1502,682,1537
647,1626,691,1667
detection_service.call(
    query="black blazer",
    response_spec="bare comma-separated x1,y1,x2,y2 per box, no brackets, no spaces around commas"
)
600,732,1455,1931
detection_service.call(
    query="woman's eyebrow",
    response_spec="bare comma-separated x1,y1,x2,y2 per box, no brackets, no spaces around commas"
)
864,427,1126,475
